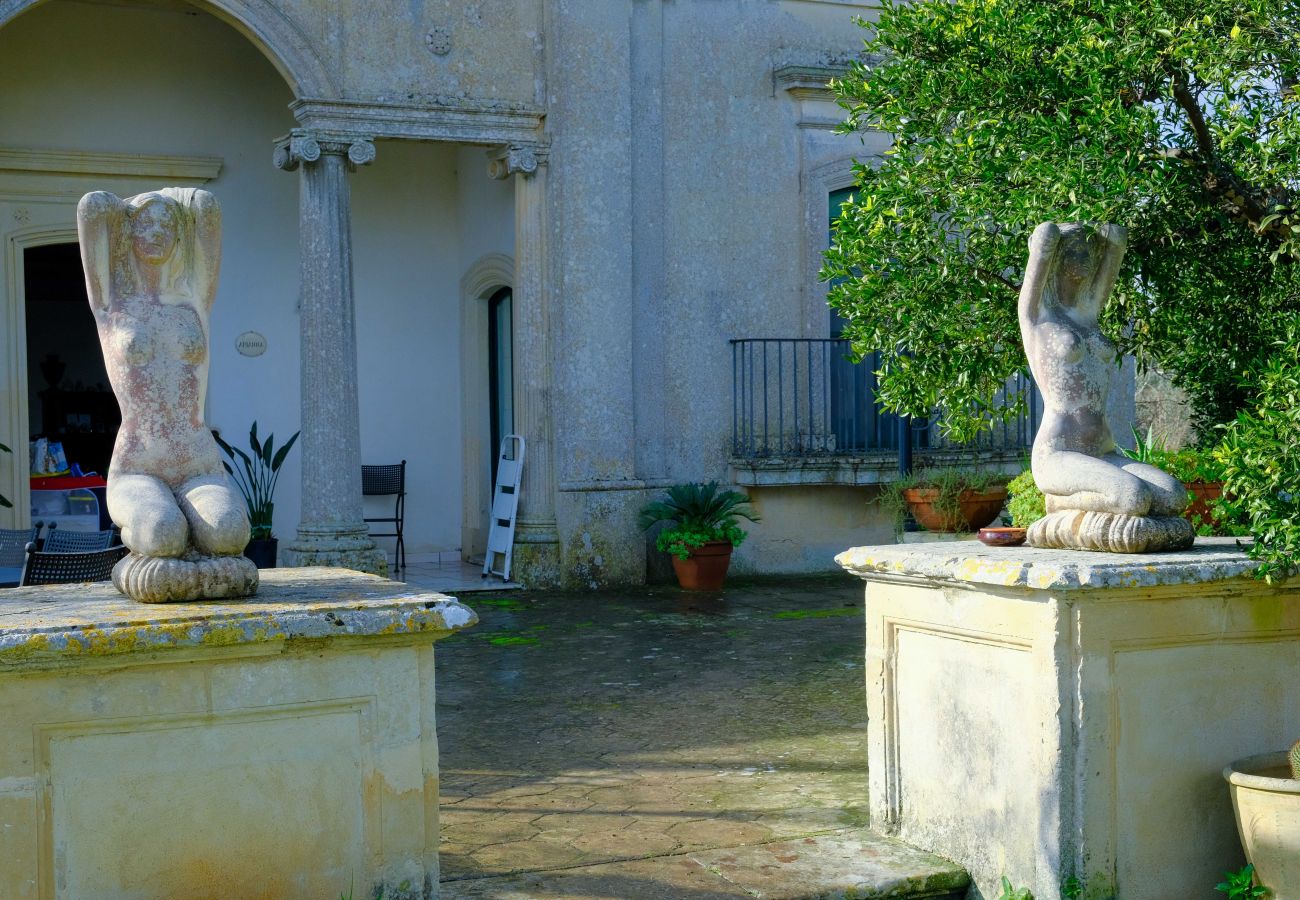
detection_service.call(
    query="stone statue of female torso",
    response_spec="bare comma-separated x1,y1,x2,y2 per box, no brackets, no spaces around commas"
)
1018,222,1192,553
78,188,257,600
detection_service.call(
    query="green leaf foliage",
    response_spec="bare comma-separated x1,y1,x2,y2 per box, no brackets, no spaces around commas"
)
1215,864,1270,898
214,423,300,541
1215,333,1300,581
640,482,759,560
1006,468,1045,528
825,0,1300,442
996,876,1034,900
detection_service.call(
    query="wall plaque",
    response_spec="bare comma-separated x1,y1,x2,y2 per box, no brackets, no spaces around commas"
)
236,331,267,357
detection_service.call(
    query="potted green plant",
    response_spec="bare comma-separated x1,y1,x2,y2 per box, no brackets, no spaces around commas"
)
639,482,759,590
1223,740,1300,897
214,422,299,569
881,468,1009,534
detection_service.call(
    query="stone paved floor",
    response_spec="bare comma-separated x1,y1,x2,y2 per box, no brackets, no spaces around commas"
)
435,575,968,898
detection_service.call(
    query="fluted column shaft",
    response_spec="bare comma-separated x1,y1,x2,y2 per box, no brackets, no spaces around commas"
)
490,145,559,580
275,130,387,575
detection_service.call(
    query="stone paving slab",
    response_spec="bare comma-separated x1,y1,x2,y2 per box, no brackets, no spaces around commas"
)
440,828,969,899
434,576,968,898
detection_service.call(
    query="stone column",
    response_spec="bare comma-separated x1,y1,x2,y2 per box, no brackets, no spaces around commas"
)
274,130,387,576
489,144,560,583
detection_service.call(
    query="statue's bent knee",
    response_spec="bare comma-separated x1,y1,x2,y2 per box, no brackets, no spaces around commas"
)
190,505,249,556
122,504,189,558
1105,476,1151,518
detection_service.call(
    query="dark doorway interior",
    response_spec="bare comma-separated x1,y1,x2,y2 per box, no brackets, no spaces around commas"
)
487,286,514,486
24,243,119,475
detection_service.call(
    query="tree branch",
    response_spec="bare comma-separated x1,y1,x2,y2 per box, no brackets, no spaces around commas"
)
1170,72,1293,238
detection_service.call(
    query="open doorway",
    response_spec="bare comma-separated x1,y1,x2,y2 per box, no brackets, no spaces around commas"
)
487,286,514,488
24,242,118,527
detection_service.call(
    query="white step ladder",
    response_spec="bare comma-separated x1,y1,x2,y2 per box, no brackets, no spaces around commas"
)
483,435,524,582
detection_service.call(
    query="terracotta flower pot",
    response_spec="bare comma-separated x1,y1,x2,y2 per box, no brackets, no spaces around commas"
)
1184,481,1224,523
671,541,733,591
1225,752,1300,895
902,486,1008,533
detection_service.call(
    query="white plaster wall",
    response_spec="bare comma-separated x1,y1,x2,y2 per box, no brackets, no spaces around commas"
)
352,140,512,556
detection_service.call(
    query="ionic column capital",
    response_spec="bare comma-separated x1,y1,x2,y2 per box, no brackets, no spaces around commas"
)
274,130,377,172
487,143,547,180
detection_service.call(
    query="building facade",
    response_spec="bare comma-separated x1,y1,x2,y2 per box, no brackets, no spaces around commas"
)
0,0,997,587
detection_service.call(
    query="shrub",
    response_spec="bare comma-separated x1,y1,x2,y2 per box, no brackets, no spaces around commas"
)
1006,469,1044,528
1215,334,1300,581
824,0,1300,442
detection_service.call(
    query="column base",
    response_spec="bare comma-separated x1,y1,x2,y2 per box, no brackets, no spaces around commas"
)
511,520,561,587
283,527,388,577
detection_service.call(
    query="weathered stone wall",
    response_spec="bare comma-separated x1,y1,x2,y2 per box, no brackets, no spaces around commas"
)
283,0,542,105
1135,366,1196,450
547,0,881,585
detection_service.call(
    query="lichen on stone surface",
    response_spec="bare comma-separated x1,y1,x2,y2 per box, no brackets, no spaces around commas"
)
0,567,476,670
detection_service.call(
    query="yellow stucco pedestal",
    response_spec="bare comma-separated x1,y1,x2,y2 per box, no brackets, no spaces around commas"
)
838,538,1298,900
0,568,477,900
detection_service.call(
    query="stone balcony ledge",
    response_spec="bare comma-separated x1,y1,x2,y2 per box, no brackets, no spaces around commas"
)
0,567,477,670
837,536,1259,591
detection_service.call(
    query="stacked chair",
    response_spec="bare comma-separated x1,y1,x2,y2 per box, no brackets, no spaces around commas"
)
2,523,126,588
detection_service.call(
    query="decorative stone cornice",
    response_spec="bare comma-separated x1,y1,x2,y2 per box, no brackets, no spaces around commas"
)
773,63,848,102
487,143,546,180
0,147,223,181
273,129,376,172
773,61,858,131
291,98,544,146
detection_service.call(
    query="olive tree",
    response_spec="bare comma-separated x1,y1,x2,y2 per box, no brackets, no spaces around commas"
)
823,0,1300,441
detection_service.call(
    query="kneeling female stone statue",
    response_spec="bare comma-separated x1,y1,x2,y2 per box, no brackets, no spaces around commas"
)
1019,222,1194,553
78,188,259,601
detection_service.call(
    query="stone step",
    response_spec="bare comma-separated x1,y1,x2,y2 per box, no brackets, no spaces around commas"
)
440,827,970,899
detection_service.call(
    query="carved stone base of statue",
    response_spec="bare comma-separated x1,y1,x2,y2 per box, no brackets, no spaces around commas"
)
1027,510,1195,554
113,551,259,604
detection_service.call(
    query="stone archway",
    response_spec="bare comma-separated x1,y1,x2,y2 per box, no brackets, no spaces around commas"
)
0,0,332,99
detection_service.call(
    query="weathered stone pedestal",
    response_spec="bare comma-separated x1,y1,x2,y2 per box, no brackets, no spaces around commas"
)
0,569,476,900
837,538,1298,900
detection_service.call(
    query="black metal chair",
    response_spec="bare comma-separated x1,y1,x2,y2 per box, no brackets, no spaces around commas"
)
20,542,127,586
0,527,38,568
42,527,118,553
362,460,406,570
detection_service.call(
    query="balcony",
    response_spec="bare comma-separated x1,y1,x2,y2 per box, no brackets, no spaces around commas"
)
729,338,1039,486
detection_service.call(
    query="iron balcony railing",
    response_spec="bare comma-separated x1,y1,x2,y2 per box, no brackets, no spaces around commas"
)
730,338,1040,459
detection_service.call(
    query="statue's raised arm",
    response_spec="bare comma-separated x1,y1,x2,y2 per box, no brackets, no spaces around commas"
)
1087,223,1127,312
1018,223,1061,327
188,188,222,312
77,190,123,315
